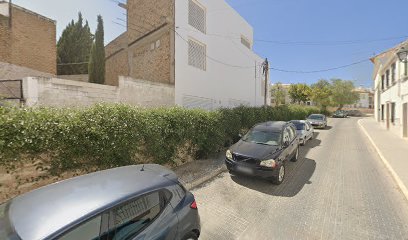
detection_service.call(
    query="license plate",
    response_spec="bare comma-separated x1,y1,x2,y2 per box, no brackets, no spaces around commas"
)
236,166,253,174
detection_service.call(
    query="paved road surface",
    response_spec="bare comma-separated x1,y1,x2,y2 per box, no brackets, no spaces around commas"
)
192,117,408,240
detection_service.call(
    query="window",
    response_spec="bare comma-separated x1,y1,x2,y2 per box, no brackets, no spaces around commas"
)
188,0,206,33
289,126,296,140
386,70,390,87
188,39,206,71
391,63,396,84
59,216,102,240
109,192,162,240
381,75,385,90
283,129,290,143
241,36,251,49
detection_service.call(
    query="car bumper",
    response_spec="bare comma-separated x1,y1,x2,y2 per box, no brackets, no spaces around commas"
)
225,159,279,179
311,123,325,128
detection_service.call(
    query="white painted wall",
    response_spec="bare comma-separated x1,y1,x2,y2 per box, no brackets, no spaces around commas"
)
0,2,9,17
174,0,268,110
22,76,175,108
374,56,408,138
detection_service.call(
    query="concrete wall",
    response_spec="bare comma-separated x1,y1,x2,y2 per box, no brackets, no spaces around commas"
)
57,75,89,82
0,3,56,75
175,0,268,110
22,76,175,108
0,62,53,80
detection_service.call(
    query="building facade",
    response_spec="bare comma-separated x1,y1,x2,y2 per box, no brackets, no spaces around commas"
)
371,41,408,138
0,1,56,79
345,87,374,109
106,0,268,110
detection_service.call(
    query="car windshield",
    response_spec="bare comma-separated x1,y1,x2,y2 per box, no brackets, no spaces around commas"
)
242,129,281,146
292,122,305,130
308,115,324,120
0,202,20,240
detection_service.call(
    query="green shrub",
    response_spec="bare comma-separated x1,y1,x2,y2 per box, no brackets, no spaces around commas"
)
0,104,324,174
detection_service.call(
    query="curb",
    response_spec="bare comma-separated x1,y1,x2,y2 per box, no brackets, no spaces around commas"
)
185,165,228,191
358,119,408,202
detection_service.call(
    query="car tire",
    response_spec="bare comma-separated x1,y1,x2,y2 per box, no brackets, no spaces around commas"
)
291,146,299,162
271,164,285,185
182,232,199,240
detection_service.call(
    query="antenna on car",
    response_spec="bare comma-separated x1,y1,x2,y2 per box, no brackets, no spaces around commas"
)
141,164,145,171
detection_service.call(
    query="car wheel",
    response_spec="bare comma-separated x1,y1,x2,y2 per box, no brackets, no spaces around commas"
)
182,232,199,240
272,164,285,185
291,146,299,162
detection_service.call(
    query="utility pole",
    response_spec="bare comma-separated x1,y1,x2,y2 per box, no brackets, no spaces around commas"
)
262,58,269,107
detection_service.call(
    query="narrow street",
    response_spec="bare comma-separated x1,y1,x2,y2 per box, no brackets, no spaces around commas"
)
192,117,408,240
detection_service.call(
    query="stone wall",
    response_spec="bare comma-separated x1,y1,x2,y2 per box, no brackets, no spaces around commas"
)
22,76,175,108
0,3,56,75
57,74,89,82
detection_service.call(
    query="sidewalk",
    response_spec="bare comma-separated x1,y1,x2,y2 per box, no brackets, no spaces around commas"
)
358,118,408,200
173,151,227,190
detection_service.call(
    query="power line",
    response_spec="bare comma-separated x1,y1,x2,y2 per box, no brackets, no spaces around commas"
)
268,58,370,74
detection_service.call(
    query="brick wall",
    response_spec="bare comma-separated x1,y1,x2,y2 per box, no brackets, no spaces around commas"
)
105,33,129,86
105,0,175,86
0,4,56,76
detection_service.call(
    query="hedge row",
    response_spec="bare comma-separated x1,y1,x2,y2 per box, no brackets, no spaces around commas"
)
0,104,327,174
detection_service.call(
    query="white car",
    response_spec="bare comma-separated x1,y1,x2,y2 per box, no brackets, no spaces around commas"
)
290,120,314,145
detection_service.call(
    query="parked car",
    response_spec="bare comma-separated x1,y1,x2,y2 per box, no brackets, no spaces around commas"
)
332,110,347,118
225,121,300,185
347,110,363,117
306,114,327,129
290,120,314,145
0,164,201,240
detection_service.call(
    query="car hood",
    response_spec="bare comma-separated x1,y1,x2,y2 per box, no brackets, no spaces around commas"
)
297,130,306,136
230,140,280,159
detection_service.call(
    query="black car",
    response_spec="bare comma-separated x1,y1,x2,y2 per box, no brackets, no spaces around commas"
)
225,121,300,184
0,165,201,240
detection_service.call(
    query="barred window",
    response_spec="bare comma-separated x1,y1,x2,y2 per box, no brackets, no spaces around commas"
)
189,0,206,33
188,39,206,71
241,36,251,49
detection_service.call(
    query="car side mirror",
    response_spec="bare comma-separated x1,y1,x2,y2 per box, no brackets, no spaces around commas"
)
238,133,243,138
283,141,290,148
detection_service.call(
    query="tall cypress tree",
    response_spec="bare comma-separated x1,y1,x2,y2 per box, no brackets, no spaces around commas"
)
89,15,105,84
57,13,93,75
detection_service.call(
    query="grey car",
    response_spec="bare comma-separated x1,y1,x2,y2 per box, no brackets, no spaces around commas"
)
290,120,314,145
306,114,327,129
0,164,200,240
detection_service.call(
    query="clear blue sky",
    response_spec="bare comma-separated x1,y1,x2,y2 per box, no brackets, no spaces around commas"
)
12,0,408,88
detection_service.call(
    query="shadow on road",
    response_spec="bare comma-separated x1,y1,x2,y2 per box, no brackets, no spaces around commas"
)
229,132,322,197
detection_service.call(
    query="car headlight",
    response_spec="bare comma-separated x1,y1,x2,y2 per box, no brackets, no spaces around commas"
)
226,150,233,160
260,159,276,168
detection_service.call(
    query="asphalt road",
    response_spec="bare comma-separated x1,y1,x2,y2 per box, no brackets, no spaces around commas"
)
192,117,408,240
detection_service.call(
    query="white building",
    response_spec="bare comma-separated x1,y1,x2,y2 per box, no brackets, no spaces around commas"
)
345,87,374,109
106,0,269,110
371,41,408,138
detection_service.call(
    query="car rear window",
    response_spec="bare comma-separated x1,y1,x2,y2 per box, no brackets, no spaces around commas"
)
293,122,305,130
0,202,20,240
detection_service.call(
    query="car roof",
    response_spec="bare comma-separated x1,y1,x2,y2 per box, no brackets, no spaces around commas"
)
307,114,325,117
253,121,289,131
290,120,307,124
8,164,177,240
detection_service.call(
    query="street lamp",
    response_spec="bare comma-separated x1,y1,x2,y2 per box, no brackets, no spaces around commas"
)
397,47,408,63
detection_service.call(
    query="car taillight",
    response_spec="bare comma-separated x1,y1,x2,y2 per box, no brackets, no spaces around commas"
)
190,200,197,209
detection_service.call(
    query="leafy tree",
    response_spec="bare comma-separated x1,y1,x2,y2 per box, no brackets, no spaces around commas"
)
57,12,94,75
289,84,311,104
89,15,106,84
330,79,359,110
310,79,332,111
270,82,286,106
